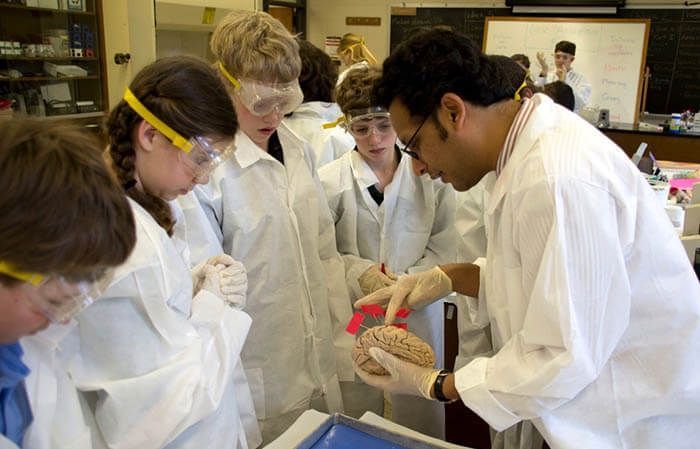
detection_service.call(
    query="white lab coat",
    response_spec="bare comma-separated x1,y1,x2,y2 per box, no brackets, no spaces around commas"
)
319,150,457,439
188,125,354,443
455,171,543,449
22,199,260,449
283,102,355,168
336,61,369,86
455,94,700,449
535,69,591,113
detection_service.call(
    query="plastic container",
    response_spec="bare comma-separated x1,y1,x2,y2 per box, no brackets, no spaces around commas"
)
670,113,682,134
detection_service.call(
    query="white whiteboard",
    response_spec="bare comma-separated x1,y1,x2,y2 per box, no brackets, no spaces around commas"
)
484,18,649,124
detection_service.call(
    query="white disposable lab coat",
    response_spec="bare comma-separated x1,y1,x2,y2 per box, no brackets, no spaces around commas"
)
284,102,355,168
23,199,260,449
455,94,700,449
319,150,457,439
189,125,354,443
454,171,543,449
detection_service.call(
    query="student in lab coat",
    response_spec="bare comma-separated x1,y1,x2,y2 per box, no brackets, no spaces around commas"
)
319,65,458,438
354,29,700,449
22,56,261,449
191,11,354,444
0,119,136,449
284,39,355,167
534,40,591,113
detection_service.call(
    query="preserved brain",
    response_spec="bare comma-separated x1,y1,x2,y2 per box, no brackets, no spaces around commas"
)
352,325,435,375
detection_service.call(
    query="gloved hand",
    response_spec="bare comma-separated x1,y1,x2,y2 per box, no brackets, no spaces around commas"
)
536,51,548,75
354,347,440,399
192,254,238,292
199,261,247,308
354,266,453,324
358,264,398,296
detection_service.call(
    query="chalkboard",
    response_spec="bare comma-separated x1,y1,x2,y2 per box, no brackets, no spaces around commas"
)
390,7,700,115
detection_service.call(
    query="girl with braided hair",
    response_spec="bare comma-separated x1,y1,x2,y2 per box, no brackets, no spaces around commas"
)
25,56,261,449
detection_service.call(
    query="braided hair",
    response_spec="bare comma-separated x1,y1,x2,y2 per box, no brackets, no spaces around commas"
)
106,56,237,235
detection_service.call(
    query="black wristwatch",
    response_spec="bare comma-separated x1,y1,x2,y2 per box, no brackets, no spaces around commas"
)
433,370,452,402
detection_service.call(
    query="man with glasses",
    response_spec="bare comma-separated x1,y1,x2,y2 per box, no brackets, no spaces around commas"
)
319,65,457,438
0,118,136,448
535,40,591,113
353,28,700,449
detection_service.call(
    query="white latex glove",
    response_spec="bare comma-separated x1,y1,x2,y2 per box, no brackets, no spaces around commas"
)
191,254,237,292
556,67,566,81
354,266,453,324
354,347,440,399
218,261,247,309
536,51,548,75
358,264,398,296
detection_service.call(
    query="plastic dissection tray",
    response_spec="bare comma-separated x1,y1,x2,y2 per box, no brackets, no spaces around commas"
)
297,413,448,449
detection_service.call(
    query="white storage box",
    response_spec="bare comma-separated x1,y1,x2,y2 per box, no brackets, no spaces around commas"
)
43,62,87,77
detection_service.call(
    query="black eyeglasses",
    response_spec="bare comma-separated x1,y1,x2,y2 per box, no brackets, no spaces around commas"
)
399,113,430,160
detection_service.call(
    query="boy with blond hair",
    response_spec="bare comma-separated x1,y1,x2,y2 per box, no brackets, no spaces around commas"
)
183,10,355,443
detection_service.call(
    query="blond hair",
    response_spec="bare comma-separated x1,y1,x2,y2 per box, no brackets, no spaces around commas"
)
210,10,301,84
335,65,382,114
338,33,378,66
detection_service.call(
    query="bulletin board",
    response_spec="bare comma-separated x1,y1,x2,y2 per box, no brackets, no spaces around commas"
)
484,17,649,124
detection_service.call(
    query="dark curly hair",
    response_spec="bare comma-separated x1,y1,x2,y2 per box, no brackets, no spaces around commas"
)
298,39,337,103
106,56,237,235
374,28,514,119
544,81,575,111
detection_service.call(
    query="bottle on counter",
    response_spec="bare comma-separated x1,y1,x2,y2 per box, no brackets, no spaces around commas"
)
670,113,682,134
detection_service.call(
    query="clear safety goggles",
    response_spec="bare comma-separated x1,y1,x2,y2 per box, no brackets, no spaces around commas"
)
123,88,235,179
341,107,394,139
0,261,112,323
218,62,303,117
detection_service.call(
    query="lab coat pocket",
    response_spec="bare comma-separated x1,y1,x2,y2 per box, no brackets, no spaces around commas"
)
245,367,266,420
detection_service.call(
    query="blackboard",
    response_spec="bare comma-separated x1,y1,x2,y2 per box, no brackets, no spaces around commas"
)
390,7,700,114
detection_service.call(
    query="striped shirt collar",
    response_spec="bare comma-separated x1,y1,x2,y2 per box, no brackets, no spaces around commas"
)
496,97,537,177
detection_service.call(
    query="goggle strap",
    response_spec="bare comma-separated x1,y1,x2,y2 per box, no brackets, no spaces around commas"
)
123,88,193,153
322,115,345,129
217,62,242,90
514,79,527,102
0,261,44,286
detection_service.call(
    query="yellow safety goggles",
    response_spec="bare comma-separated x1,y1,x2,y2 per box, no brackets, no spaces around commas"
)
217,62,303,117
123,88,235,178
514,80,527,102
0,261,112,323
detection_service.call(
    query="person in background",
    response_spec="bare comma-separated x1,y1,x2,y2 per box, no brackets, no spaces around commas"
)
284,39,355,167
192,10,354,443
0,118,136,448
319,65,457,438
336,32,378,85
543,81,575,111
511,53,530,71
535,40,591,112
355,28,700,449
22,56,261,449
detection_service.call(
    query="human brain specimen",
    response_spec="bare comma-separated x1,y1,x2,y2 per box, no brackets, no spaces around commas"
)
352,325,435,375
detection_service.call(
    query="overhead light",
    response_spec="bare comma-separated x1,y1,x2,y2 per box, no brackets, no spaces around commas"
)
512,5,617,13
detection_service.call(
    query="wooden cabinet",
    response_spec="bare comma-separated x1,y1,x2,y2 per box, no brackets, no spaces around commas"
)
0,0,106,124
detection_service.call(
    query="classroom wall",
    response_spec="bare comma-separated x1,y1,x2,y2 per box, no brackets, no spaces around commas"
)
306,0,683,63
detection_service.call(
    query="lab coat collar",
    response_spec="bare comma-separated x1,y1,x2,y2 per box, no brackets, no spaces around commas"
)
486,94,556,214
232,123,304,169
349,149,381,190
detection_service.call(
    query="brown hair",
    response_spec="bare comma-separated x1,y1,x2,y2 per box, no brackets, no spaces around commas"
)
211,10,300,85
297,39,337,103
338,33,378,66
0,118,136,285
335,65,382,114
106,56,237,235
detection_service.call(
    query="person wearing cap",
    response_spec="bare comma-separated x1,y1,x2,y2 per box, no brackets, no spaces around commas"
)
318,65,458,438
0,118,136,448
20,56,260,449
535,40,591,112
354,28,700,449
184,10,354,444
